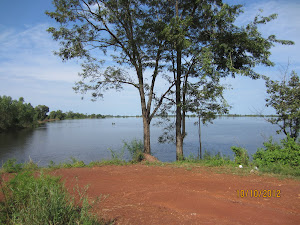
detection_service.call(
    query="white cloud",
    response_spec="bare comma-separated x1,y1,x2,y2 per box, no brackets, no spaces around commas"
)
236,0,300,66
0,24,81,82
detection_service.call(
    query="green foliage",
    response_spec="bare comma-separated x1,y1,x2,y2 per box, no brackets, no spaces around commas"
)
2,159,23,173
123,139,144,163
108,148,125,163
48,160,57,169
203,151,233,167
49,110,65,120
253,136,300,168
0,96,38,132
22,160,39,171
64,157,86,168
47,157,86,169
255,162,300,177
2,159,39,173
0,172,103,224
231,146,250,166
88,160,128,167
264,70,300,139
34,105,49,121
49,110,104,120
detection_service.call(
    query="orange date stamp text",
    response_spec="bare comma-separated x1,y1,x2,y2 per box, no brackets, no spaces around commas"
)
236,189,281,198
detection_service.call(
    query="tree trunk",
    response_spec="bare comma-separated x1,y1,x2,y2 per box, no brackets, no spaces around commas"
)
198,116,202,160
137,65,151,155
176,47,184,160
143,116,151,154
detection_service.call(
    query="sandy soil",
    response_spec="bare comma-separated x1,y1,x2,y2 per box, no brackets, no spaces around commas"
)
51,165,300,225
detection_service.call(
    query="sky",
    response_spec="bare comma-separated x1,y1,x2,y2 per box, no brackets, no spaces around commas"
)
0,0,299,116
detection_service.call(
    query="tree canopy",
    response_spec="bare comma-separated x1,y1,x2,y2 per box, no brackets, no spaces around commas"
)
0,96,36,131
46,0,177,154
46,0,294,159
151,0,294,159
265,71,300,139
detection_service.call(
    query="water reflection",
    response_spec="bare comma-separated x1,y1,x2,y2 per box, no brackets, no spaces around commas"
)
0,128,35,163
0,117,285,166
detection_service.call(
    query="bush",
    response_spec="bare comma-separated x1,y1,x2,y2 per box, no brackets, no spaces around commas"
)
253,136,300,168
0,171,102,224
63,157,86,168
231,146,249,166
123,139,144,162
2,159,23,173
256,162,300,177
203,151,233,167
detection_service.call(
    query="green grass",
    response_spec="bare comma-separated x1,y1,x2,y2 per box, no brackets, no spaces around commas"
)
0,171,111,224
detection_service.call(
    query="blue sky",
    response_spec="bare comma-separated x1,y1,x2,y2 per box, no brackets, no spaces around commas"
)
0,0,299,116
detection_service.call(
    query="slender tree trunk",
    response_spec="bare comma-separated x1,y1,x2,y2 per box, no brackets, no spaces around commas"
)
198,116,202,159
176,48,183,160
143,116,151,154
182,71,189,140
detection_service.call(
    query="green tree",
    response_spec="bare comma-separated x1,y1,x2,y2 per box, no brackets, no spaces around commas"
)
34,105,49,121
49,111,57,119
46,0,175,154
16,98,36,128
0,96,36,131
265,70,300,139
158,0,294,160
0,95,16,130
55,110,66,120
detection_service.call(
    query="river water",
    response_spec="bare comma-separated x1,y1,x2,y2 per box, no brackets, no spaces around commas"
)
0,117,285,166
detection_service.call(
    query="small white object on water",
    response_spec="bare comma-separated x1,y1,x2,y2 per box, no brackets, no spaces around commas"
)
239,165,243,168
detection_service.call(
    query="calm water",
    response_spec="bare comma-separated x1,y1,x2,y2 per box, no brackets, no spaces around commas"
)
0,117,285,166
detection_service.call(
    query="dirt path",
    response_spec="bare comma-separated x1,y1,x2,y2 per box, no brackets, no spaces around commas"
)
52,165,300,225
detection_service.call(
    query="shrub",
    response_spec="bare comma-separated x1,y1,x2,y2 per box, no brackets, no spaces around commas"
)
22,159,39,171
123,139,144,162
2,159,23,173
203,151,233,167
231,146,249,166
253,136,300,168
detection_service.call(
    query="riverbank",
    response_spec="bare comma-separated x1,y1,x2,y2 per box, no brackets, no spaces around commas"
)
37,118,60,124
1,161,300,224
36,165,300,224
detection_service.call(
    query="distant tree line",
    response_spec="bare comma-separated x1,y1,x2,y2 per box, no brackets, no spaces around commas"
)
0,95,105,132
48,110,105,120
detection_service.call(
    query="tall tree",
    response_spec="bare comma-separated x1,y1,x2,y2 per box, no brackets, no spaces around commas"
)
46,0,174,154
34,105,50,121
159,0,294,160
265,70,300,139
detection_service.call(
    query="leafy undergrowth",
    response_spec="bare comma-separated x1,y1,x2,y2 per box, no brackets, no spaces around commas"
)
252,136,300,177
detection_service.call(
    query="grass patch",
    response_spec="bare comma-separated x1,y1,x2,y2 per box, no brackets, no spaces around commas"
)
0,171,110,224
2,158,39,173
48,157,86,169
123,139,144,163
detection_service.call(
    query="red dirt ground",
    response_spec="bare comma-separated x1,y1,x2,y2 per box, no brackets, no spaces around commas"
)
51,165,300,225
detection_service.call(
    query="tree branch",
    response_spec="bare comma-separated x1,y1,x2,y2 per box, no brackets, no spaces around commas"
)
150,82,176,121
